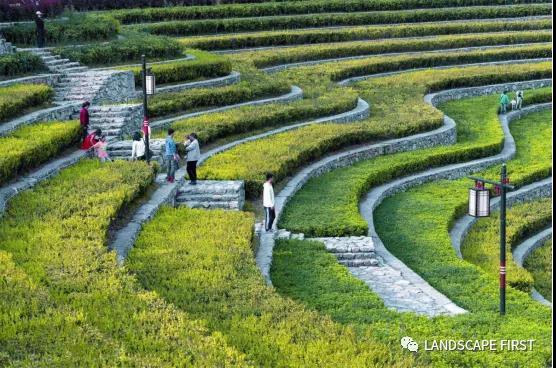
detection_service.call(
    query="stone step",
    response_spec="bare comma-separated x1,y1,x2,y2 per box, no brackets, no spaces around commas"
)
178,180,244,195
64,67,89,73
339,259,379,267
45,58,70,66
333,252,376,260
178,200,242,210
88,128,120,137
176,192,239,202
326,245,375,253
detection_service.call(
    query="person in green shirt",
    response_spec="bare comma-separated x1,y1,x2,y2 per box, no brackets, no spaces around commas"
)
499,91,510,114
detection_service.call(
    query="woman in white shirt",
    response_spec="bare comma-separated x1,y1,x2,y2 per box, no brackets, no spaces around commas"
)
131,131,146,161
184,133,201,185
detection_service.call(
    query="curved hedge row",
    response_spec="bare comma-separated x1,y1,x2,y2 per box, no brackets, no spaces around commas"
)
0,52,46,79
180,18,552,50
131,4,552,36
280,87,552,236
524,239,552,302
0,84,53,122
123,51,232,87
54,34,183,67
128,207,414,368
156,90,358,144
148,77,290,118
1,14,119,46
198,58,551,197
241,31,552,68
107,0,546,23
0,120,81,185
463,198,552,292
0,160,249,366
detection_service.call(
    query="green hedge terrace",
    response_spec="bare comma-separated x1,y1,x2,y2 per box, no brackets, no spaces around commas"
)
0,121,81,185
179,18,552,50
129,207,415,368
237,31,552,68
0,52,46,79
129,5,552,36
1,14,119,46
524,239,552,302
147,76,290,118
463,197,552,292
154,91,358,144
105,0,547,23
280,87,552,236
0,84,54,122
271,108,552,367
54,34,183,67
198,59,551,198
122,51,232,87
0,160,250,366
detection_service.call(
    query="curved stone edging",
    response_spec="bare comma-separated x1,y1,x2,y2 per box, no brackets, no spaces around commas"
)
0,149,86,215
255,79,550,285
513,227,552,268
133,71,241,96
262,42,550,74
150,85,303,130
0,102,80,137
0,73,61,88
337,57,551,86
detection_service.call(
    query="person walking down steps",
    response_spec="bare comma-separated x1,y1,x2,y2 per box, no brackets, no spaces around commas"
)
165,128,179,183
35,11,46,48
263,173,275,232
184,133,200,185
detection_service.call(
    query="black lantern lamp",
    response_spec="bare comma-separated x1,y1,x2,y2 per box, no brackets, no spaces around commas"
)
468,181,490,217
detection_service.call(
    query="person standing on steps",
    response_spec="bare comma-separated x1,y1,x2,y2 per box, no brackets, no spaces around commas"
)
499,91,510,114
131,131,146,161
79,101,90,143
165,128,179,183
184,133,200,185
263,173,275,232
515,90,524,110
35,11,46,48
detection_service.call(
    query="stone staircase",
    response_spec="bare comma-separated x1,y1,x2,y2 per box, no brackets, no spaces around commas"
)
108,138,165,160
26,48,87,74
175,180,245,210
314,237,379,267
75,104,143,141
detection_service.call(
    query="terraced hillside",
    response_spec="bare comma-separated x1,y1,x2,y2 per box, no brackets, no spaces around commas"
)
0,0,552,366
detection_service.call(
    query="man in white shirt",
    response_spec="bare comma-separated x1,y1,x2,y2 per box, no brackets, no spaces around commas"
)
263,173,275,232
184,133,201,185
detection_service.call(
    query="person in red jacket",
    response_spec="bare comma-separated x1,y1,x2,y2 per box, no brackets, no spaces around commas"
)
81,129,101,152
79,101,90,142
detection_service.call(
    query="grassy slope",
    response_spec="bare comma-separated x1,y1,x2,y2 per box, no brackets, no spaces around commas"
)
524,239,553,302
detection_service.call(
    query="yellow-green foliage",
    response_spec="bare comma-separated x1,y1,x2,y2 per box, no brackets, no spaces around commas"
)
0,160,248,366
524,239,552,302
199,62,551,197
129,207,415,368
0,84,53,122
0,120,80,185
462,199,552,292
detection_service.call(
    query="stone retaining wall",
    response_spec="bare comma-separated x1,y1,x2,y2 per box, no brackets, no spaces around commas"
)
0,74,61,88
0,103,80,137
133,71,241,97
93,70,136,104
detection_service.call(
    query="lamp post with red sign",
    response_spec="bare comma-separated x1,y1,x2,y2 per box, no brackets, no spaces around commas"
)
467,163,513,315
141,55,155,163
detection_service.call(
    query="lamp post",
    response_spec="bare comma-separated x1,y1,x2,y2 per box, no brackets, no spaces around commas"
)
141,55,155,163
467,163,514,315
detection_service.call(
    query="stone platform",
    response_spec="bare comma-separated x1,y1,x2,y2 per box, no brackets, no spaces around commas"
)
175,180,245,210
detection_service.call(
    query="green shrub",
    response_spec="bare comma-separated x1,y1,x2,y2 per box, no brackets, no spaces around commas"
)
0,84,53,122
280,88,553,236
0,120,81,185
130,5,552,36
524,239,552,302
462,199,552,292
1,14,119,46
180,18,552,50
148,78,290,118
241,31,552,68
128,207,414,367
198,61,551,198
54,34,183,66
123,50,232,87
107,0,545,23
0,160,249,366
156,91,358,144
0,52,45,78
